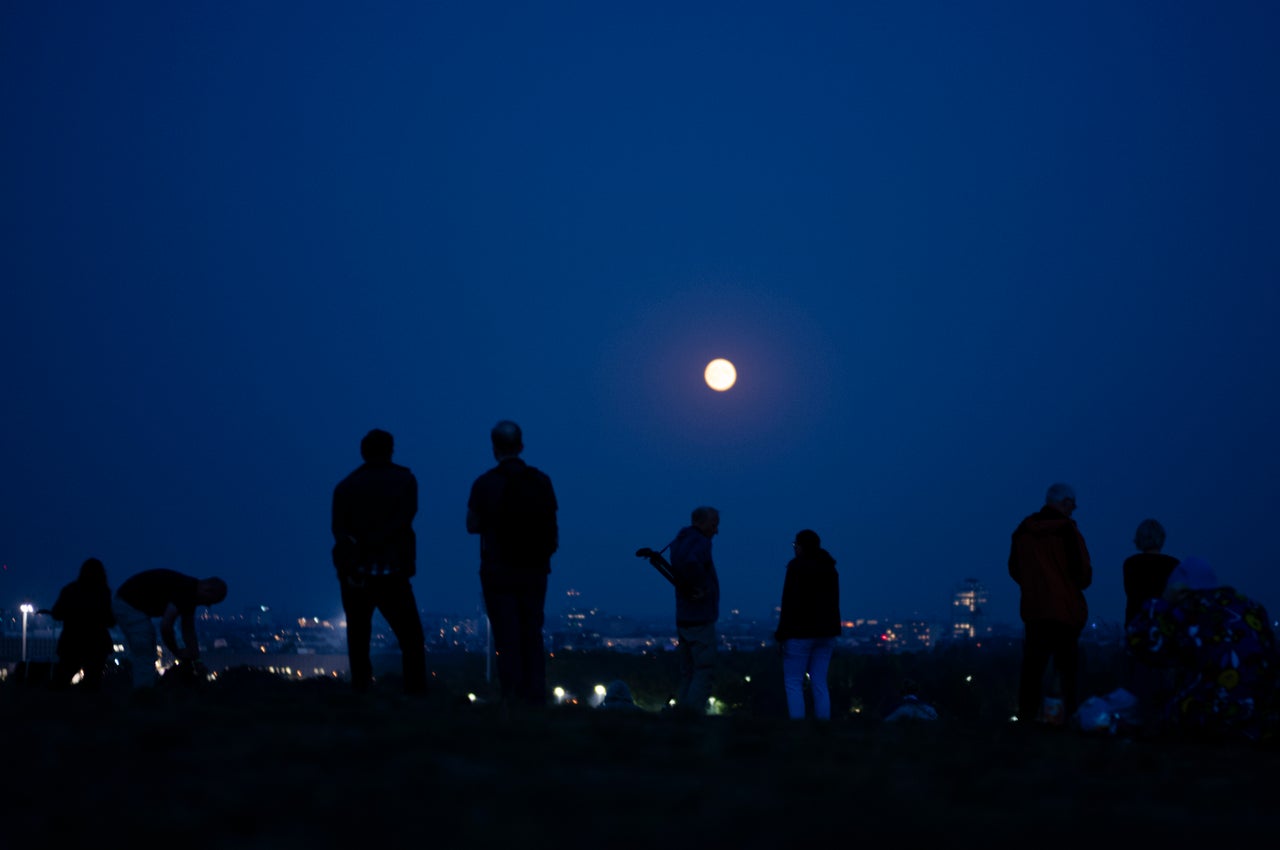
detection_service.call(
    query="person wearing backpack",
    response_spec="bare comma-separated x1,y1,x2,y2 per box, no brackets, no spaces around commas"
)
467,420,559,707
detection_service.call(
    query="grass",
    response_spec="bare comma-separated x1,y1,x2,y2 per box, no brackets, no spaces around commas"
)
3,646,1277,848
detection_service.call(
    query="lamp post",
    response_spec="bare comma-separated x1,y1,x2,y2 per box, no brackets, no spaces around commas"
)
20,603,35,664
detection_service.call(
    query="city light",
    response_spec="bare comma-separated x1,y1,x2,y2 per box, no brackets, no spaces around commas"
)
19,603,34,664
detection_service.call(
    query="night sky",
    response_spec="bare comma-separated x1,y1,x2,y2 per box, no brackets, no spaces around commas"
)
4,2,1278,628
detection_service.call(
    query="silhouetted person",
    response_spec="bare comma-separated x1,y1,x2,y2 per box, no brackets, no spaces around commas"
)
49,558,116,690
597,679,644,712
884,678,940,723
113,569,227,687
332,428,427,695
1122,518,1180,721
668,506,721,714
1127,556,1279,743
1008,482,1092,724
467,420,558,707
775,528,841,720
1123,518,1180,626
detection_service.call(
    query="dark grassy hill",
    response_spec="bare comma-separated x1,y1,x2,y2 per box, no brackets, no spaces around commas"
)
4,645,1276,847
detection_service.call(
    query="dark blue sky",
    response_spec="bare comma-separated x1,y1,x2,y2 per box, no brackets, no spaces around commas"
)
4,2,1278,627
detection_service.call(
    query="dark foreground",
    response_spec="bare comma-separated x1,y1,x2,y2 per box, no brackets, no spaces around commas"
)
4,648,1278,847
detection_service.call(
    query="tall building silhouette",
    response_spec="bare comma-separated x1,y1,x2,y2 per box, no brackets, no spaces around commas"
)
950,578,989,639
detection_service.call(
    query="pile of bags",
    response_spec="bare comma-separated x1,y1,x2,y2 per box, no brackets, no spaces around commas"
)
1073,688,1141,735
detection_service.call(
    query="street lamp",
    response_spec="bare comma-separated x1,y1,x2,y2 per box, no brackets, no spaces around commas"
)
19,603,35,664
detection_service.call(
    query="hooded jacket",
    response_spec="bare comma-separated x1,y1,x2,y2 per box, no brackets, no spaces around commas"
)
1008,506,1092,628
775,548,841,641
668,525,720,626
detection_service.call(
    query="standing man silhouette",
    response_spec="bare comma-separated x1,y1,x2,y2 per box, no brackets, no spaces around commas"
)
332,428,427,695
1008,482,1092,724
669,506,721,714
467,420,558,707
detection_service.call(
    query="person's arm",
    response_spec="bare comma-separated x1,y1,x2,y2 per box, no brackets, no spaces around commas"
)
159,603,198,660
332,483,355,545
1125,597,1179,667
668,536,710,599
50,588,69,622
545,476,559,554
394,473,418,532
775,567,794,642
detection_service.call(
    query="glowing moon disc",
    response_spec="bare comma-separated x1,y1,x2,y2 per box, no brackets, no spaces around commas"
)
704,358,737,391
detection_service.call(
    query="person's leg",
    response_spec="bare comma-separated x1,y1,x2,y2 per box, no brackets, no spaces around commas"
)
1051,623,1083,718
1018,621,1053,722
80,647,109,691
781,638,812,719
681,622,718,712
482,572,522,703
340,580,375,691
676,626,695,706
112,598,158,688
514,574,548,706
375,576,428,695
807,637,836,720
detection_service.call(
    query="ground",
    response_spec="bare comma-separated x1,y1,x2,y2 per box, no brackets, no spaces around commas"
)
3,648,1276,847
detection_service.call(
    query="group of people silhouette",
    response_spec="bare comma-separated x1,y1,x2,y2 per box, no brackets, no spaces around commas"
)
32,439,1279,742
1007,482,1279,743
43,562,226,690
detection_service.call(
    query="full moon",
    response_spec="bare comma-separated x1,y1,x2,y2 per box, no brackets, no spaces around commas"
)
704,358,737,391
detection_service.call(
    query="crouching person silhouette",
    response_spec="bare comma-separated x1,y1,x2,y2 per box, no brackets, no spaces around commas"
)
113,569,227,688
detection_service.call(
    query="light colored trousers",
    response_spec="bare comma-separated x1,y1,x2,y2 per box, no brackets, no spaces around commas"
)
112,597,159,687
782,637,836,720
677,621,718,712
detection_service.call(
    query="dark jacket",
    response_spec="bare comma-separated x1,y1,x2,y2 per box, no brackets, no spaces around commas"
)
1008,506,1092,628
51,579,115,658
668,525,720,626
116,569,200,617
332,460,419,577
467,457,558,574
1123,552,1180,626
775,548,841,641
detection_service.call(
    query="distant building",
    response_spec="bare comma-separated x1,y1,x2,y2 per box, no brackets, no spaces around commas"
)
951,578,991,639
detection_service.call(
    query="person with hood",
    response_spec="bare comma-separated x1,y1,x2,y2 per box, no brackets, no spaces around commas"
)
597,679,644,712
1008,482,1092,724
49,557,116,690
774,529,841,720
668,505,721,714
1126,556,1279,743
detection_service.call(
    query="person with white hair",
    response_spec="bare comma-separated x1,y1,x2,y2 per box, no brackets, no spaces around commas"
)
1008,482,1093,724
